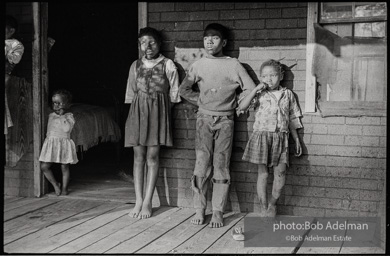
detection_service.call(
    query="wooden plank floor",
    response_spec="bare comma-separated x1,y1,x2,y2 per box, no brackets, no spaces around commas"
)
3,196,385,254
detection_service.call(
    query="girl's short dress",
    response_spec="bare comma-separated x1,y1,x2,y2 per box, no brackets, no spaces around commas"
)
39,112,78,164
242,130,289,167
124,56,178,147
242,87,303,168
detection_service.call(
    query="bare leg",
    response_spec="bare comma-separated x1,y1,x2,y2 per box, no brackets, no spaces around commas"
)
257,164,268,217
41,162,61,196
128,146,146,218
267,163,287,217
139,146,160,219
191,175,207,225
209,181,229,228
209,210,224,228
192,209,205,225
61,164,70,195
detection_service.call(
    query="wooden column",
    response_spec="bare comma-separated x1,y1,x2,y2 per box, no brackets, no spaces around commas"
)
32,2,49,197
305,3,318,113
138,2,147,59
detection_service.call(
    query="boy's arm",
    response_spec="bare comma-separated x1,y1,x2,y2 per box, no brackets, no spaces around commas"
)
235,61,261,115
236,61,256,101
165,59,181,104
237,82,268,114
178,66,199,106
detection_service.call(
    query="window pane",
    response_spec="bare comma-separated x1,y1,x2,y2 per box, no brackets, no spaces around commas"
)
355,2,387,18
323,24,353,37
322,3,353,19
314,24,387,103
325,58,353,101
355,22,386,37
353,58,386,101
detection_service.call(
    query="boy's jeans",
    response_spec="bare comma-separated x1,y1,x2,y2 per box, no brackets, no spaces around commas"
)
192,112,234,212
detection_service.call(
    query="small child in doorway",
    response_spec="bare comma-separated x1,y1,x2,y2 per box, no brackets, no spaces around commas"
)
237,59,303,218
39,89,78,196
124,27,181,219
179,23,256,228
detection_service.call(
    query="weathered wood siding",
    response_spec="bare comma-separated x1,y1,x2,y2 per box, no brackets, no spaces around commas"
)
5,2,34,197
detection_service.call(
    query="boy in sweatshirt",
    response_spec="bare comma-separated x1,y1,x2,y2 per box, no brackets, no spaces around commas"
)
179,23,256,228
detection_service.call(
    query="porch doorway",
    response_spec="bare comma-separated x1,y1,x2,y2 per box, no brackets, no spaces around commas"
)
46,3,139,202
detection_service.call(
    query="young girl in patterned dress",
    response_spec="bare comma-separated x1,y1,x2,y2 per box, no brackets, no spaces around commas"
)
237,59,303,217
124,27,181,219
39,89,78,196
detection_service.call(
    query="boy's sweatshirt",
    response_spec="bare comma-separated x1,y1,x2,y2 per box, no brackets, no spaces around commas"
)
179,56,256,116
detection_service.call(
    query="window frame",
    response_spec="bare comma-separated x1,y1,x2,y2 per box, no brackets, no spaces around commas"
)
319,2,387,24
305,2,387,117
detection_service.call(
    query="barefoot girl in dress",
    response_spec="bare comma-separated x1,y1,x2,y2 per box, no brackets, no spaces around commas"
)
238,59,303,218
39,89,78,196
124,27,181,219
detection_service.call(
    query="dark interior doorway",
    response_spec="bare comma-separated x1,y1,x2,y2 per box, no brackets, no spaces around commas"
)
48,3,139,97
47,3,138,202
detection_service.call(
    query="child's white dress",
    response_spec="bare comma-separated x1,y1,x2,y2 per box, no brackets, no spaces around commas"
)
39,112,78,164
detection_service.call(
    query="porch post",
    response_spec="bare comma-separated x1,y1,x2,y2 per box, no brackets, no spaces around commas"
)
305,3,318,113
32,2,49,197
138,2,147,59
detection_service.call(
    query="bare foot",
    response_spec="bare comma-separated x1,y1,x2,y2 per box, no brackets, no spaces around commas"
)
139,201,152,219
128,201,142,218
259,206,267,217
54,183,61,196
267,204,277,217
209,210,223,228
62,188,69,195
191,209,205,225
117,170,134,183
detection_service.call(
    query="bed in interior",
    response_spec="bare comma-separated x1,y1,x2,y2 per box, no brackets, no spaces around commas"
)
68,86,122,161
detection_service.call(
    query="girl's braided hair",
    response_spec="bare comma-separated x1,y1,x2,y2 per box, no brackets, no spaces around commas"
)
260,58,285,75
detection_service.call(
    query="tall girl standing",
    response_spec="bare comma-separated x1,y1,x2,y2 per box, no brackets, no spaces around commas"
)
124,27,181,219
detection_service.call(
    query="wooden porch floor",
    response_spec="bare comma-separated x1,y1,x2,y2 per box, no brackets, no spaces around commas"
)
3,196,385,254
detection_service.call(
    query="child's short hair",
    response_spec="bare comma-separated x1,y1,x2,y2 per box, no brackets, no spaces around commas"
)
204,23,229,40
138,27,162,45
6,15,18,31
260,59,285,75
52,89,73,105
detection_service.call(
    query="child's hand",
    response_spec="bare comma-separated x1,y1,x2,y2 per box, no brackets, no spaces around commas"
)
255,82,268,93
58,108,65,116
294,139,302,157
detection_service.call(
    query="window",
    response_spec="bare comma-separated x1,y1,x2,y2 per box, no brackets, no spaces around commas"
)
306,2,387,116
